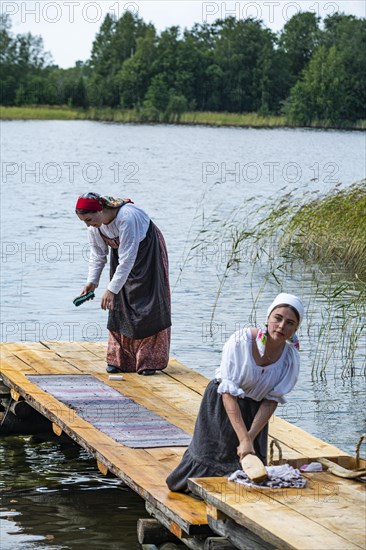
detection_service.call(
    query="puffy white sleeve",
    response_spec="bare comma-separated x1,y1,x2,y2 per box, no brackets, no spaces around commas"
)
107,211,141,295
216,331,248,397
87,228,108,286
264,347,300,404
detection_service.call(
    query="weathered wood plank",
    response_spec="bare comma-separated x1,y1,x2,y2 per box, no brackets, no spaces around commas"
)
0,353,38,374
146,447,186,469
164,359,209,395
269,416,347,459
2,341,364,549
0,359,207,535
188,478,363,550
11,350,82,374
2,342,50,352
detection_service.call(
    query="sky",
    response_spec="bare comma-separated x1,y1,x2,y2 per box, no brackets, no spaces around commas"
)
2,0,365,68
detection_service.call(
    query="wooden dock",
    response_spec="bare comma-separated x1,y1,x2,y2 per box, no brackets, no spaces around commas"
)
1,341,365,550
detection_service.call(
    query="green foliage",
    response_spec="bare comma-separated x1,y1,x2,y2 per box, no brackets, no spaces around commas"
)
285,14,366,125
278,12,321,81
1,10,365,127
0,14,51,105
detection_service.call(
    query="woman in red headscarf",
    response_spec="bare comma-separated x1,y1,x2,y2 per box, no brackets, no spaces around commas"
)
75,192,171,375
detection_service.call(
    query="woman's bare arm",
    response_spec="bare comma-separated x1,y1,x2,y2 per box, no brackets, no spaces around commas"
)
222,393,254,458
222,394,277,459
248,399,277,441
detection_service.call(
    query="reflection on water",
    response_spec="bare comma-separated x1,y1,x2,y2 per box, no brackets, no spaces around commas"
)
0,436,146,549
1,121,365,547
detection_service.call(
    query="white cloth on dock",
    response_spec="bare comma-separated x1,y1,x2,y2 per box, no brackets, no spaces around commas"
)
229,464,307,488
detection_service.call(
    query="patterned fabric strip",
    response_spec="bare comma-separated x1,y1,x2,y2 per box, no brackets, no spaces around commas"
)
27,374,191,448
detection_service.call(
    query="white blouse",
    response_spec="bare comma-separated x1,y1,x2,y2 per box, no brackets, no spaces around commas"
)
215,328,299,404
86,204,150,294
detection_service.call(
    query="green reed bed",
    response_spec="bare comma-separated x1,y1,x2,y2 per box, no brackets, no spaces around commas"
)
179,111,287,127
179,182,366,377
0,105,286,126
0,105,85,120
2,105,364,129
282,182,366,278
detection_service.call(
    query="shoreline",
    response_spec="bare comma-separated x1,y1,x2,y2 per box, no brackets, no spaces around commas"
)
1,106,365,131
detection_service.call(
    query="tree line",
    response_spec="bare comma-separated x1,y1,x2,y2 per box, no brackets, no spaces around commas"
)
1,11,365,126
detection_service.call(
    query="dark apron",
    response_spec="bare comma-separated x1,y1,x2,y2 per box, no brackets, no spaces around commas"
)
102,220,171,340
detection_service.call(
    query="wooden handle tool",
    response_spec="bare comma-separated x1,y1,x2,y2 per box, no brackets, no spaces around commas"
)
317,458,366,479
240,454,267,482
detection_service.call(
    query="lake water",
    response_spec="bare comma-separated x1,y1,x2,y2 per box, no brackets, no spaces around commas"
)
1,121,365,548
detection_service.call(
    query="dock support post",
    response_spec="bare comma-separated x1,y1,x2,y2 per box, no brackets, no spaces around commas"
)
0,380,52,436
203,538,237,549
137,518,181,545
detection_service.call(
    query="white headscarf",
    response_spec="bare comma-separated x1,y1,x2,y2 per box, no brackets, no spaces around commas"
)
267,293,304,325
256,293,304,357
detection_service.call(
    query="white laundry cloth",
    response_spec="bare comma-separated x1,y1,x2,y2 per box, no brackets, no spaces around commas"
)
229,464,307,488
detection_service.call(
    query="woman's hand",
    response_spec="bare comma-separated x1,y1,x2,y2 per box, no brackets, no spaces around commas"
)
237,437,255,460
101,289,115,310
80,282,97,296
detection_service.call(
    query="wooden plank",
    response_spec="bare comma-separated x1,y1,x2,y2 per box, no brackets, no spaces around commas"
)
41,341,108,367
164,359,209,395
146,447,186,469
11,350,82,375
0,361,207,535
269,416,347,459
104,371,202,421
89,445,208,535
77,340,107,356
0,352,38,374
1,342,50,352
44,340,108,361
77,342,108,360
2,341,363,546
41,340,96,355
280,472,366,548
188,478,362,550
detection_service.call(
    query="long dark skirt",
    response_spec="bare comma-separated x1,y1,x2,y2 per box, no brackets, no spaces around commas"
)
166,380,268,492
106,326,171,373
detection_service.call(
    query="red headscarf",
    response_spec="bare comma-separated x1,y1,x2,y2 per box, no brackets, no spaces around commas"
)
75,193,133,212
75,196,103,212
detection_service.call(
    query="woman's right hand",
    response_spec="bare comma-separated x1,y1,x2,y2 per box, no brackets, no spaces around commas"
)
237,438,255,460
80,283,97,296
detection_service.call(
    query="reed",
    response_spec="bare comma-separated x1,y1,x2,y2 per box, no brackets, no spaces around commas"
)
0,105,286,126
0,105,85,120
179,111,287,127
282,182,366,278
2,105,364,130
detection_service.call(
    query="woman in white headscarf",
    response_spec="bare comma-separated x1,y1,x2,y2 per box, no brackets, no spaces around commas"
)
166,293,304,492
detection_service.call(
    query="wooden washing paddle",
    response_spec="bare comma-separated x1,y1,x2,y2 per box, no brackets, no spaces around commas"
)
240,453,267,482
317,458,366,479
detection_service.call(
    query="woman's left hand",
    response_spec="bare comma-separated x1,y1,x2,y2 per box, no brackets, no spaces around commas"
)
101,289,115,310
